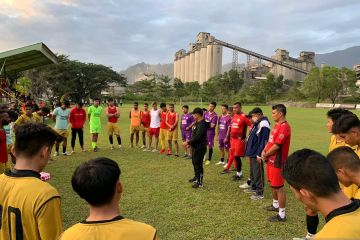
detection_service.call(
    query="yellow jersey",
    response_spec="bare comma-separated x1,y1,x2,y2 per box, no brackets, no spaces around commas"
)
315,200,360,239
14,113,41,126
32,112,43,123
60,216,158,240
0,169,63,240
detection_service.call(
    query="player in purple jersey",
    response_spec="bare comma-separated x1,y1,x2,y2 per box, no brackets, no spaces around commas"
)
181,105,195,158
216,104,231,165
204,102,218,166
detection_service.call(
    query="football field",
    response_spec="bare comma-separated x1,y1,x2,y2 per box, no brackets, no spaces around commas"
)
46,104,340,239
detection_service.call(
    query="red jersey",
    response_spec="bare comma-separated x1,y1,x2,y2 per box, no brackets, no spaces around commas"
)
166,111,178,131
230,113,251,139
0,130,8,163
141,111,151,128
160,111,168,129
69,107,86,129
108,106,118,123
264,121,291,168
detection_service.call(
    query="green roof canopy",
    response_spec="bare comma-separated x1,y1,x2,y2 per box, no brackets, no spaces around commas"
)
0,42,57,75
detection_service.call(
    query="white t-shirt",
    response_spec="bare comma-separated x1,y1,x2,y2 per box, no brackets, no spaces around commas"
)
150,109,160,128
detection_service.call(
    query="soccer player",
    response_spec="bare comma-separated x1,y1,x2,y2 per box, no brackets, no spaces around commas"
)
181,105,195,158
226,102,251,180
4,109,18,164
216,104,231,165
140,103,151,148
106,98,122,149
147,102,161,152
328,146,360,199
244,108,270,200
159,103,168,154
261,104,291,222
129,101,141,148
14,103,40,126
53,101,71,156
33,106,51,123
60,157,158,240
204,102,218,165
184,108,207,188
69,102,86,153
0,109,11,173
283,149,360,239
327,108,353,152
0,123,63,239
88,98,103,152
166,103,179,156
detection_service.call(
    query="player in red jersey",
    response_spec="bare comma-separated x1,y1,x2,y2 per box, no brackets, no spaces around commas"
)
225,102,251,180
140,103,151,149
166,104,179,156
261,104,291,222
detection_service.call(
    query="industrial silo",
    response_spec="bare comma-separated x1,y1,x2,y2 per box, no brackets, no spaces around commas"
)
200,47,207,84
181,56,186,82
185,54,190,83
212,44,223,76
194,50,200,83
206,44,213,81
189,51,195,82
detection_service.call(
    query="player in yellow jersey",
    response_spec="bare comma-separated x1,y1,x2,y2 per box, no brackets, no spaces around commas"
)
0,123,63,240
333,113,360,156
327,108,353,152
60,157,159,240
14,104,40,127
328,146,360,199
283,149,360,239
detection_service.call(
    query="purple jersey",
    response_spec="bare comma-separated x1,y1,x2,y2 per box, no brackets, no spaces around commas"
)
218,114,231,139
204,111,218,134
181,113,194,130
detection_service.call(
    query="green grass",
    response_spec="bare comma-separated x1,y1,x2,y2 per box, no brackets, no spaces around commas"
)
45,104,347,239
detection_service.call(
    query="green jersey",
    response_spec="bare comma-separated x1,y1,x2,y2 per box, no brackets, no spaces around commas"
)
88,105,103,128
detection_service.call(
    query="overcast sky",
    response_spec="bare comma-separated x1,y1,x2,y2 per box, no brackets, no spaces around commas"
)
0,0,359,71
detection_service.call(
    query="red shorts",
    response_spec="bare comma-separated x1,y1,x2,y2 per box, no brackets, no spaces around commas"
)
230,137,245,157
148,127,160,137
266,164,284,188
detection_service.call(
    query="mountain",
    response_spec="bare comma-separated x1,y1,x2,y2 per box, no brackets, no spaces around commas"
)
315,46,360,68
120,62,173,84
121,62,241,84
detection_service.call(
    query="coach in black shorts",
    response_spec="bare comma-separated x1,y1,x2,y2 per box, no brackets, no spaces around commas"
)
184,107,207,189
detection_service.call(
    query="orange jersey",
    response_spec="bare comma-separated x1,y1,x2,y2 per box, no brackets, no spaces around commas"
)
130,109,141,127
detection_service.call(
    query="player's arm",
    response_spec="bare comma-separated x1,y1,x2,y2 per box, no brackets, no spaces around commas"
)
224,125,231,143
210,116,217,129
165,113,172,129
188,122,206,147
256,124,271,158
14,115,23,127
174,112,178,127
129,110,132,119
87,107,92,121
115,107,120,118
36,197,63,240
52,109,57,122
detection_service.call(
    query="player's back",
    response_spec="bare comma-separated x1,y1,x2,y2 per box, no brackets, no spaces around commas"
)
60,216,158,240
0,170,63,240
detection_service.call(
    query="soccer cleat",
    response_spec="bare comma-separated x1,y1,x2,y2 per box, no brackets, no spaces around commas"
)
182,154,188,158
268,214,286,222
141,145,146,149
93,147,98,152
159,149,165,154
186,155,192,159
239,182,251,189
188,176,197,183
119,145,122,149
175,154,179,157
70,150,75,154
81,149,87,152
221,169,230,174
204,160,211,166
243,189,256,194
166,149,172,156
110,146,114,150
264,205,279,212
143,148,151,152
215,161,224,165
53,151,59,157
192,181,203,188
151,149,158,153
62,152,71,156
232,175,243,181
250,194,264,200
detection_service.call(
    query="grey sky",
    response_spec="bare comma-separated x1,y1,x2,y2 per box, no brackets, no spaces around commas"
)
0,0,359,71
